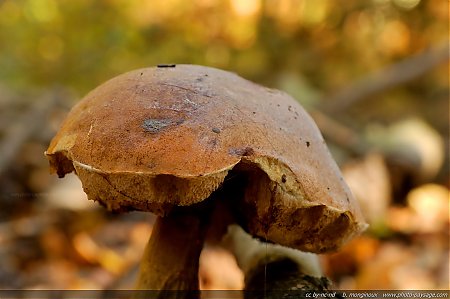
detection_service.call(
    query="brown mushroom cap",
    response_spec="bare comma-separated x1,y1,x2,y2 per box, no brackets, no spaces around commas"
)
46,64,367,253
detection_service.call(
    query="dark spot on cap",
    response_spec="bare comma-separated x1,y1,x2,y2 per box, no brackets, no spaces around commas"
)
142,118,182,133
281,174,287,183
252,111,256,114
229,147,254,157
157,64,176,68
196,77,204,82
327,187,330,190
306,141,310,147
212,127,221,134
140,72,143,76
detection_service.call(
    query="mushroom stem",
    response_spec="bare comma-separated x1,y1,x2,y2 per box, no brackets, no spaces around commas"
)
136,207,211,296
223,225,331,294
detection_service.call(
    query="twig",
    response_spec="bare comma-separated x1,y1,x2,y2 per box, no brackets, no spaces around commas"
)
323,42,450,112
309,109,367,156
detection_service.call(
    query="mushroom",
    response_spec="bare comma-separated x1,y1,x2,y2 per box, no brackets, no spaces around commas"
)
45,64,367,293
223,224,331,294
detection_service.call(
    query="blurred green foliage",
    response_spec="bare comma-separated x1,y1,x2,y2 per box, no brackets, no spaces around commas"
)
0,0,446,96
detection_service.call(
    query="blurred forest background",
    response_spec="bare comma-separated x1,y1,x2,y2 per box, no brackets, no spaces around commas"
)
0,0,448,292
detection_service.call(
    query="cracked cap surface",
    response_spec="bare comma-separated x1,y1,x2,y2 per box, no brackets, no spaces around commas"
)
46,64,367,253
